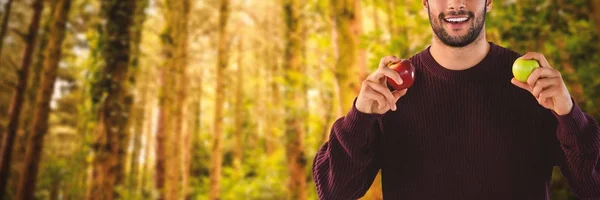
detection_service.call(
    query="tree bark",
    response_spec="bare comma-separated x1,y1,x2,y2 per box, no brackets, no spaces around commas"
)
153,0,190,199
210,0,229,199
125,0,149,198
85,1,136,199
155,100,168,200
283,0,307,199
0,0,44,197
16,0,71,199
331,0,362,114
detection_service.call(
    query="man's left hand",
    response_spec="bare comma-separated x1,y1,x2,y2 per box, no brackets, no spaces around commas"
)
511,52,573,115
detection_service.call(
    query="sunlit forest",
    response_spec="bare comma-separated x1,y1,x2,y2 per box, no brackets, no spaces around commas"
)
0,0,599,199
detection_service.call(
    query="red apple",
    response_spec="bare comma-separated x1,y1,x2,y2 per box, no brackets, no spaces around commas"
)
386,59,415,91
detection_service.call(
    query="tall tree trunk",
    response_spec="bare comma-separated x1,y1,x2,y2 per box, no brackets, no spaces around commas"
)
188,68,203,200
210,0,229,199
354,0,367,81
233,39,243,173
126,0,149,198
172,0,190,198
16,0,71,199
0,0,13,57
139,91,154,198
155,101,168,200
85,1,136,199
331,0,362,113
283,1,307,199
0,0,44,196
154,0,191,199
20,0,57,155
49,178,60,200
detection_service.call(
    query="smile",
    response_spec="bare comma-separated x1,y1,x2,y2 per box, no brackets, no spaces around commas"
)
444,17,469,23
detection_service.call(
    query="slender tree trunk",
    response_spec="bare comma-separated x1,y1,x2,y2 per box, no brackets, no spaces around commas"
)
0,0,44,197
16,0,71,199
0,0,13,57
154,1,190,199
11,0,55,195
140,93,154,198
210,0,229,199
331,0,362,113
283,1,307,199
188,69,202,200
20,0,57,154
125,0,148,198
155,77,170,200
354,0,367,81
85,1,136,199
49,178,60,200
233,40,243,173
177,8,190,199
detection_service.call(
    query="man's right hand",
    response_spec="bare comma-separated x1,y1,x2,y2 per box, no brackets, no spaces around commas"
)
355,56,409,114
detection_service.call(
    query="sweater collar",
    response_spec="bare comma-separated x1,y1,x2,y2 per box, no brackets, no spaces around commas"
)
419,42,501,82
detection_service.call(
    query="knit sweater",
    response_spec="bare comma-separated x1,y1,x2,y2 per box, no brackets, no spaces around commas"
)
312,42,600,200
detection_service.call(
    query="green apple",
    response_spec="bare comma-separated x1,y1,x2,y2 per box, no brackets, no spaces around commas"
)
512,58,540,82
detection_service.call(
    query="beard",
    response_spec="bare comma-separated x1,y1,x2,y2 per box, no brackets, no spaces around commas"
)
428,7,486,47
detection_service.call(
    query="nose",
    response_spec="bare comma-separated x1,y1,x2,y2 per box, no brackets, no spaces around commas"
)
447,0,466,10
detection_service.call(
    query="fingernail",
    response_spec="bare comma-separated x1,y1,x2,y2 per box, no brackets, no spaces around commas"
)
393,105,397,111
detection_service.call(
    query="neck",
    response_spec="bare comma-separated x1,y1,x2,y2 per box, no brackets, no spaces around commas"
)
429,30,490,71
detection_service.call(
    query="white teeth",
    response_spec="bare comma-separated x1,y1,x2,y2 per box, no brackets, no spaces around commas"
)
445,17,468,22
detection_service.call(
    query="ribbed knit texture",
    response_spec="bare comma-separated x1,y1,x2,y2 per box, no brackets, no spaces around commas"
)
312,42,600,200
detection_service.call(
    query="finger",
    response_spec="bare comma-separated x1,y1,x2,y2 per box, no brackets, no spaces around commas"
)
368,67,403,85
362,89,387,111
531,78,558,98
526,68,560,87
378,56,402,69
365,80,397,110
520,52,552,69
538,87,562,100
392,88,408,100
511,78,532,92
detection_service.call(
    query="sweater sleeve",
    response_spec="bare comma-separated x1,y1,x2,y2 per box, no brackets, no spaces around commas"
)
543,99,600,199
312,99,384,200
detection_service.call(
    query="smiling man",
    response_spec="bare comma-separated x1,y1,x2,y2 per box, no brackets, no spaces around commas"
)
312,0,600,199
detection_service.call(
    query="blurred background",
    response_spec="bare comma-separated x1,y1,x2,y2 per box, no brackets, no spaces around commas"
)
0,0,598,199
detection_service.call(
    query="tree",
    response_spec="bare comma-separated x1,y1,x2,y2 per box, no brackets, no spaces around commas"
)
283,0,307,199
154,0,190,199
210,0,230,199
330,0,363,113
16,0,72,199
85,1,136,199
125,0,149,198
0,0,44,196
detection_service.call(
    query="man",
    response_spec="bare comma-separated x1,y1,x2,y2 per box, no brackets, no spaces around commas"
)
312,0,600,199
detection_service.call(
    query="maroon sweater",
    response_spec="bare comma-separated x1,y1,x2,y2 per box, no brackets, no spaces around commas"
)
312,43,600,200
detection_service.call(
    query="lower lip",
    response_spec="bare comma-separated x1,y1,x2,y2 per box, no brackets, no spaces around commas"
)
445,19,469,29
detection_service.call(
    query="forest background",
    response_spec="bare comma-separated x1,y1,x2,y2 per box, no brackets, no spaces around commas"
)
0,0,599,199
